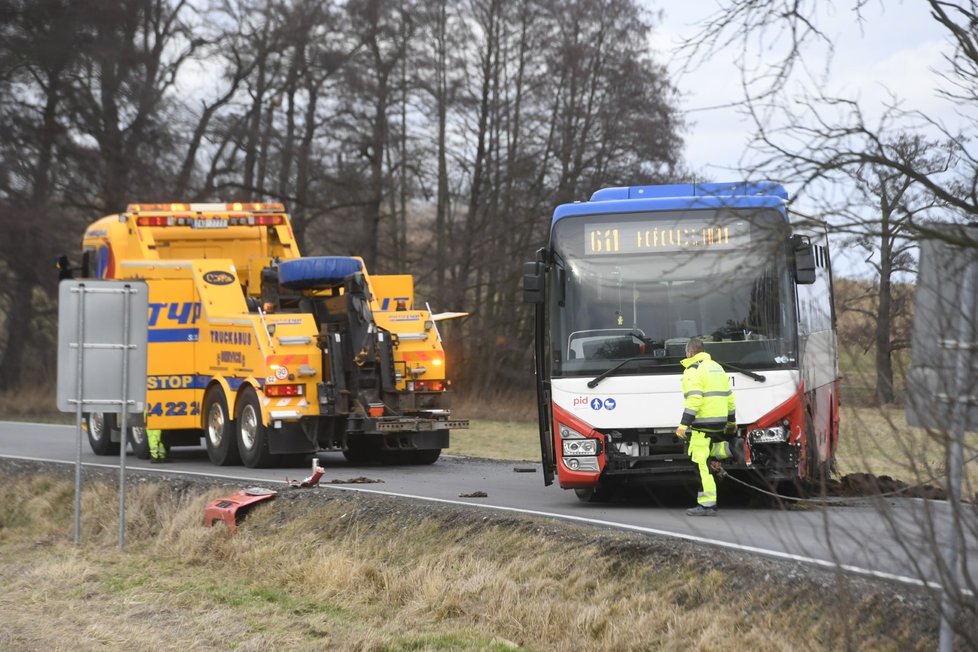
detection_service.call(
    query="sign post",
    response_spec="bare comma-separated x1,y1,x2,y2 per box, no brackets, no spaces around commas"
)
57,280,148,548
906,223,978,652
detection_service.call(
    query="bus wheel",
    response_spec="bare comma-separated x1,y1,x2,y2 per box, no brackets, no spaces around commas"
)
237,387,273,468
575,485,614,503
86,412,120,455
204,386,240,466
804,412,827,487
129,426,151,459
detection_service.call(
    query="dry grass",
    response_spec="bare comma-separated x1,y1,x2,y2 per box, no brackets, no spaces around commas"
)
452,389,536,422
0,471,933,651
838,404,978,494
447,420,539,461
0,386,66,422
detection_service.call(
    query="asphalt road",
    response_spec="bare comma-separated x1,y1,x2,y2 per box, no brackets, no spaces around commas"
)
2,419,976,595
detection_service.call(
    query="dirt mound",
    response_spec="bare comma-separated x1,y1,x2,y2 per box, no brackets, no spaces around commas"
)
823,473,948,500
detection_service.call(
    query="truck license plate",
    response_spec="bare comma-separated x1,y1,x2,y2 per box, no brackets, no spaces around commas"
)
193,218,227,229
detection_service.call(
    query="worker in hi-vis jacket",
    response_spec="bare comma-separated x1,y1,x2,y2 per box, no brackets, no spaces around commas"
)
675,337,736,516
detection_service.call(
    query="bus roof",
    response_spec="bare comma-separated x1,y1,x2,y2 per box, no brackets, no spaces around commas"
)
552,181,789,225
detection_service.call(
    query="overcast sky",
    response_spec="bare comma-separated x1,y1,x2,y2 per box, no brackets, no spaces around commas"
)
648,1,958,277
651,1,956,180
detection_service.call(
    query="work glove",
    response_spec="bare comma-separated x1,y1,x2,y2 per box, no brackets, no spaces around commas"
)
724,422,737,437
675,425,689,440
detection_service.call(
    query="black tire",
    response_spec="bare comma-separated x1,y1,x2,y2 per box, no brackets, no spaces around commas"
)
408,449,441,465
86,412,120,456
342,441,375,465
799,410,837,500
236,387,273,468
378,448,442,465
804,411,822,483
575,484,615,503
129,425,151,459
204,385,239,466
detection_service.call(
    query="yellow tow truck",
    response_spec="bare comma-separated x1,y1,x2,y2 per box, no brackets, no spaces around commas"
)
78,202,467,467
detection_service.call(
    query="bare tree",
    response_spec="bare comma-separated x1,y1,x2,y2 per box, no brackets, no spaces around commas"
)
66,0,199,211
677,2,978,646
336,0,411,271
0,0,90,388
830,134,945,404
0,0,684,395
679,1,977,215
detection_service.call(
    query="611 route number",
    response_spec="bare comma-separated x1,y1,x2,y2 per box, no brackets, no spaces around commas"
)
146,401,201,417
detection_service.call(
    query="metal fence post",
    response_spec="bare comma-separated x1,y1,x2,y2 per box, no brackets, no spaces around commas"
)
73,285,86,545
938,258,977,652
118,284,131,549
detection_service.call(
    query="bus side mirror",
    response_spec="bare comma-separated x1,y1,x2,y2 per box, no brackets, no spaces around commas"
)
792,235,816,285
523,261,544,304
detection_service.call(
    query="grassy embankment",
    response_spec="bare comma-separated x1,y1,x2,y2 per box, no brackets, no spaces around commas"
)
0,468,935,650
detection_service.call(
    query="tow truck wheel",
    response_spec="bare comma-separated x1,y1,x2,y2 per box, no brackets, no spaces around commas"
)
377,448,442,465
342,442,375,465
409,449,441,465
129,426,151,459
86,412,120,456
204,386,240,466
236,387,273,468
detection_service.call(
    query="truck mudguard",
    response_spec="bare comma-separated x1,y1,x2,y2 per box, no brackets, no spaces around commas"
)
278,256,362,289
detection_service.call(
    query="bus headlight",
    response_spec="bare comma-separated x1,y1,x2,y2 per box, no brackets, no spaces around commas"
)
749,426,788,443
558,423,601,456
563,438,598,456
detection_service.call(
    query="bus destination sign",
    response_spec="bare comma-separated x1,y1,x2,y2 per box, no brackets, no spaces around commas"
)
584,219,751,256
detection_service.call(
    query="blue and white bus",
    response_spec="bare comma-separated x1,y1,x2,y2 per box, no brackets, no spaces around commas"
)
523,182,839,500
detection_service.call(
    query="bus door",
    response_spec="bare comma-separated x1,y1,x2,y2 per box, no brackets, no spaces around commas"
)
523,252,555,486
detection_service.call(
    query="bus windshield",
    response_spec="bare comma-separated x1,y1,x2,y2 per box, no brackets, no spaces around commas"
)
548,208,797,377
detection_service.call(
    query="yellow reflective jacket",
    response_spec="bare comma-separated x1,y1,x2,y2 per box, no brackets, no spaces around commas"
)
679,351,735,432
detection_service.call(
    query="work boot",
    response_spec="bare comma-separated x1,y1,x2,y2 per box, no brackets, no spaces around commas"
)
686,505,718,517
150,457,170,464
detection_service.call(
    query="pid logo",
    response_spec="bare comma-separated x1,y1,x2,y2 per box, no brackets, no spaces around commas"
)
589,397,616,411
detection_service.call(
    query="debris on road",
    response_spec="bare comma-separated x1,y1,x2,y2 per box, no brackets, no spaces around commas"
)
459,491,488,498
286,462,325,488
329,477,384,484
513,466,537,473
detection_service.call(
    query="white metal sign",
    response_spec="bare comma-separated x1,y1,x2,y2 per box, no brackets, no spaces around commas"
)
57,280,149,413
906,224,978,432
56,279,148,549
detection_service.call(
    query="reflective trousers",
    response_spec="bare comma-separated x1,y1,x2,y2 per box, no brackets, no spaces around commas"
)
147,428,165,460
688,430,730,507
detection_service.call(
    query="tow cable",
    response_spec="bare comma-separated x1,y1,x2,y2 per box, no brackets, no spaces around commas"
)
710,455,978,506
